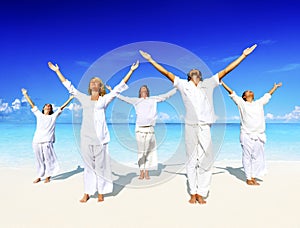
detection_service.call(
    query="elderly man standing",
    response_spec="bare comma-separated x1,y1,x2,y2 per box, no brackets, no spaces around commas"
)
140,44,257,204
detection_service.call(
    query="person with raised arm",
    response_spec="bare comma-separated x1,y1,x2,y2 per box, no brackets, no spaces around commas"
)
107,84,177,180
48,61,139,203
221,80,282,185
22,88,73,184
140,44,257,204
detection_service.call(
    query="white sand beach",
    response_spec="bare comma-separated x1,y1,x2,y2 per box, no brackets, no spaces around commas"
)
1,161,299,228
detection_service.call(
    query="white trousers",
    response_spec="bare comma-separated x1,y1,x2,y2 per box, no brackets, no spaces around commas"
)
240,133,267,180
81,142,113,195
185,124,213,197
32,142,59,178
136,126,158,171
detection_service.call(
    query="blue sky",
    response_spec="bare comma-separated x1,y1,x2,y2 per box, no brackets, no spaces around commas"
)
0,0,299,123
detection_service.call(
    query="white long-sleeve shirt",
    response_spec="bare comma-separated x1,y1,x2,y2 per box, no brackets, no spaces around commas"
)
117,88,177,127
173,74,219,125
31,106,62,143
63,79,128,144
229,91,271,137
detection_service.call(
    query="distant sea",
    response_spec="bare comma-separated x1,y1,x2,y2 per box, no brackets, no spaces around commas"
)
0,123,299,170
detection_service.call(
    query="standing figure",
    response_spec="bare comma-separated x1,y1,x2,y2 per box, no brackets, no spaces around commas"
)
108,84,177,179
22,88,73,183
221,81,282,185
48,61,139,202
140,44,257,204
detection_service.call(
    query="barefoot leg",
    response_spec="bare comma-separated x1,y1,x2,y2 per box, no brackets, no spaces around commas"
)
246,179,255,185
251,177,260,185
196,194,207,204
44,176,51,183
144,170,150,180
138,170,145,180
189,194,197,204
79,194,90,203
98,194,104,202
33,178,41,184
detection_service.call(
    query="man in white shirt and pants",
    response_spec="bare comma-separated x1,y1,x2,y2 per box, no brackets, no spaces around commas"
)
140,44,257,204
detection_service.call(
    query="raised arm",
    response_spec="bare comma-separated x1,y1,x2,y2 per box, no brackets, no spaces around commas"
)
139,50,175,83
48,62,66,83
218,44,257,80
268,82,282,95
21,88,35,108
221,81,233,94
123,60,139,83
60,96,74,110
155,88,177,102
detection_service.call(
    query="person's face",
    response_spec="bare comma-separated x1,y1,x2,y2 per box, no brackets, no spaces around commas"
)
140,87,148,98
189,70,201,85
43,104,52,115
89,79,101,93
243,91,254,102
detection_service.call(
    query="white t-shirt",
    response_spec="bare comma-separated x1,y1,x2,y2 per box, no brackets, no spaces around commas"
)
173,74,219,124
31,106,62,143
117,88,177,127
63,79,128,144
229,91,271,135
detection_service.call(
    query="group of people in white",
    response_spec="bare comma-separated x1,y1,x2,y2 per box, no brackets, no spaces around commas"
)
22,43,282,204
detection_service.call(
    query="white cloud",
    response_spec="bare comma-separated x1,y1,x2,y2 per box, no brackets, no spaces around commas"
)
157,112,171,121
267,63,300,73
265,106,300,122
12,99,21,110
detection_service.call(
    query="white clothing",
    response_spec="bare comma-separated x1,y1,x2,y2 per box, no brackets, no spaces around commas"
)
185,124,213,196
32,142,59,177
229,92,271,179
240,133,267,180
31,106,62,143
117,88,177,127
173,74,219,196
229,91,271,139
63,79,128,195
136,126,158,170
31,106,61,177
118,89,176,170
173,74,219,125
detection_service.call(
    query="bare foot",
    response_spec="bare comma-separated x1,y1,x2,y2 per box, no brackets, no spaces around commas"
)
44,177,51,183
251,177,260,185
138,170,144,180
189,194,197,204
79,194,90,203
98,194,104,202
33,178,41,184
144,170,150,180
196,194,207,204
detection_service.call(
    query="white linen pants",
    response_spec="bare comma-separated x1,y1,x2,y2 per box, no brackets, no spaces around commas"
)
240,133,267,180
81,142,113,195
185,124,213,197
136,126,158,171
32,142,59,178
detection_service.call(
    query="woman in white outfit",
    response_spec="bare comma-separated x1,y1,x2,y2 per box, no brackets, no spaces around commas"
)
109,85,177,179
139,44,257,204
221,81,282,185
48,61,139,203
22,88,73,184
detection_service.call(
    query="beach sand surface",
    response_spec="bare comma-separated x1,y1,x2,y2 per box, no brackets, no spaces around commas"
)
1,161,299,228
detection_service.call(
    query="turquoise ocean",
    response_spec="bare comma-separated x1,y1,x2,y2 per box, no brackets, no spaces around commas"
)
0,123,300,170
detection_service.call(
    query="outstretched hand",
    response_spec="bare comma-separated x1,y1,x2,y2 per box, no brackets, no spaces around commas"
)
243,44,257,56
131,60,139,71
105,85,112,92
48,62,59,72
21,88,27,95
274,82,282,88
139,50,152,61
